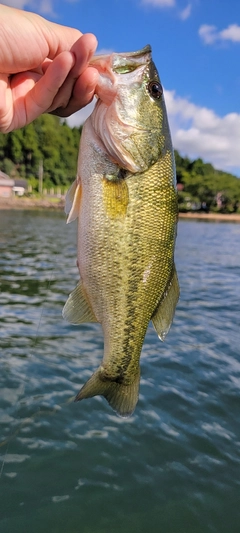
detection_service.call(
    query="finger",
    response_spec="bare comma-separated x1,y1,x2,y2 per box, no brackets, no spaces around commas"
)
43,19,83,58
24,51,75,122
0,74,12,132
37,33,98,114
70,33,98,77
49,66,99,117
47,34,98,116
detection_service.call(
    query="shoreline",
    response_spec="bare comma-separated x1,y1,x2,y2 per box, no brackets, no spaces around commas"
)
0,196,240,222
0,196,65,211
178,212,240,222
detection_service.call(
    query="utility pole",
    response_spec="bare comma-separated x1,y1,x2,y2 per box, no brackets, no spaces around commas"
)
38,159,43,195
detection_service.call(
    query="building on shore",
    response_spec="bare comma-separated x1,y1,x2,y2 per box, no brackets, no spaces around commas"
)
0,171,14,198
0,171,28,197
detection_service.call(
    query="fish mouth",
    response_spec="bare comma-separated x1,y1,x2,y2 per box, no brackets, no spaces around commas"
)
112,45,152,73
89,45,152,106
90,45,152,75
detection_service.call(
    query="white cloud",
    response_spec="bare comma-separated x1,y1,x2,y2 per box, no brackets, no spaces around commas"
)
141,0,193,19
39,0,54,15
179,3,192,21
1,0,55,15
1,0,28,7
199,23,240,45
199,25,217,44
66,99,96,128
141,0,175,8
66,90,240,175
165,90,240,174
220,24,240,42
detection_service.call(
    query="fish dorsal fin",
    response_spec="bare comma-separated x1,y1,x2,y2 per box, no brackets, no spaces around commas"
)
151,266,180,341
62,281,97,324
65,178,81,224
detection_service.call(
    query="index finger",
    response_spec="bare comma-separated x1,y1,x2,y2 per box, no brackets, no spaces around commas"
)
69,33,98,78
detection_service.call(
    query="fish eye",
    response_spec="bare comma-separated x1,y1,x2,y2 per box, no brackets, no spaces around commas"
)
148,81,163,99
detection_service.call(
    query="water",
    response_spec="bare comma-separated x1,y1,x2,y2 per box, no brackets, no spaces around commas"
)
0,209,240,533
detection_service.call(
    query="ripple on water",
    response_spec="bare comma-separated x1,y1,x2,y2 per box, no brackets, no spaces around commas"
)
1,214,240,532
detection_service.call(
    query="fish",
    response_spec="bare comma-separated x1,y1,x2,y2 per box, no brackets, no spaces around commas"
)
63,45,179,418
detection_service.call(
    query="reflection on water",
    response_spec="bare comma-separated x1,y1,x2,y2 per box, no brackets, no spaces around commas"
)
0,210,240,533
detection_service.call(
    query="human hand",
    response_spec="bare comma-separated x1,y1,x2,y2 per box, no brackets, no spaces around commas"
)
0,5,99,133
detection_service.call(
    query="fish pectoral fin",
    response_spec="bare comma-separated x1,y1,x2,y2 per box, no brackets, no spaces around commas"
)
62,281,97,324
151,265,180,341
75,366,140,418
65,177,81,224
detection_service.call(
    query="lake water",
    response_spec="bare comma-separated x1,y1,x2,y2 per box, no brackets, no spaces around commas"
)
0,209,240,533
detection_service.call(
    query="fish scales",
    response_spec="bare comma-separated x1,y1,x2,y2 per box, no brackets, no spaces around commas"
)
63,45,179,417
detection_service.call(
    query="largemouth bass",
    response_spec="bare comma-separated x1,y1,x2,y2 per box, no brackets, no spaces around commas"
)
63,45,179,417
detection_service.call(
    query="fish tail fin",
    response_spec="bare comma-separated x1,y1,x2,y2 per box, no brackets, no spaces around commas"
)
75,367,140,418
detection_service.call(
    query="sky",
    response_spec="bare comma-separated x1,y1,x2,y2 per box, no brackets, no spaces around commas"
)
2,0,240,176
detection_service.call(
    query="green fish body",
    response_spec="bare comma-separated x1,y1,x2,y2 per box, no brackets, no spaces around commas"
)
63,45,179,417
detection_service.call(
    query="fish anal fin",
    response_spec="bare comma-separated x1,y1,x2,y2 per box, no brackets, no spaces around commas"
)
152,266,180,341
65,177,81,224
62,281,97,324
75,366,140,418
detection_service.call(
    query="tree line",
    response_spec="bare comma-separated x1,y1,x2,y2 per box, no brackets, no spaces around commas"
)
175,151,240,213
0,115,82,192
0,114,239,213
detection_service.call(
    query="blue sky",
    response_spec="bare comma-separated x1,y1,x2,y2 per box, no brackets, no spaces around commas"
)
3,0,240,176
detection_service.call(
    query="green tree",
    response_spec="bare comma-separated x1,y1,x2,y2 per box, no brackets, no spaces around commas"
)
22,122,42,176
0,133,7,160
5,129,24,165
